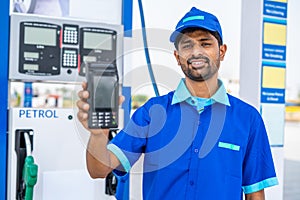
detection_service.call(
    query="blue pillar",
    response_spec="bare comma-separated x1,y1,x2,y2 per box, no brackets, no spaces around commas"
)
122,0,133,37
0,0,10,199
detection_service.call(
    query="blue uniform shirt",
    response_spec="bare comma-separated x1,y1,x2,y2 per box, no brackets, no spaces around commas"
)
108,79,278,200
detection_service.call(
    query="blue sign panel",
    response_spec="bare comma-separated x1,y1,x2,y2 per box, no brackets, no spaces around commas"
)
261,88,285,104
262,44,286,61
264,0,288,18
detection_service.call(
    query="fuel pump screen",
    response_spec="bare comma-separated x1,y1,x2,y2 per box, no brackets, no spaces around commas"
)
24,52,39,59
83,32,112,50
93,76,116,109
83,56,97,62
24,64,39,71
24,26,56,46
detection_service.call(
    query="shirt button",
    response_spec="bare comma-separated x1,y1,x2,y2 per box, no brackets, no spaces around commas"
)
191,100,195,104
190,181,194,185
194,149,199,153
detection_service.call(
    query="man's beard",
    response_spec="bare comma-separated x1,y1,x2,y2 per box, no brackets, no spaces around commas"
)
181,55,220,82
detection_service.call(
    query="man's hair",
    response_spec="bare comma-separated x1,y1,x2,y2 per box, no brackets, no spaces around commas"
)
174,27,223,50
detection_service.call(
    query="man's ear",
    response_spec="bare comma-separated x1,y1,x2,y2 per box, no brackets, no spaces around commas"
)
174,50,181,66
219,44,227,61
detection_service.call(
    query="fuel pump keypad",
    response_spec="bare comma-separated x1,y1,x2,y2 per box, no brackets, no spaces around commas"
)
63,30,78,44
63,24,79,45
62,48,78,68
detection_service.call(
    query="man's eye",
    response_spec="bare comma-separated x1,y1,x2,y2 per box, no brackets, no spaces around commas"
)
182,44,192,49
202,43,211,47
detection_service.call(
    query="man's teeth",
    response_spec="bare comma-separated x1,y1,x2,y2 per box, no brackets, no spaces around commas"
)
190,61,205,67
192,61,203,65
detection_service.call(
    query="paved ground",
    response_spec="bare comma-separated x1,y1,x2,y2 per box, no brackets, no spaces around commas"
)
284,122,300,200
284,159,300,200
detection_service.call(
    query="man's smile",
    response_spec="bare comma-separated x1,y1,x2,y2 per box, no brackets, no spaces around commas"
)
189,60,207,69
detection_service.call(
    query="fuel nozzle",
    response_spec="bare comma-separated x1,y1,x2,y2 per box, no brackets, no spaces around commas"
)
22,156,38,200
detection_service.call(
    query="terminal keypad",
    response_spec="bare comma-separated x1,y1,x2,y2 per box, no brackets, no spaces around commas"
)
91,112,117,128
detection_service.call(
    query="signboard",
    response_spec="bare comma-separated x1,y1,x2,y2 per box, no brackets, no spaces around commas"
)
261,0,287,104
261,0,288,147
261,61,286,104
262,18,287,61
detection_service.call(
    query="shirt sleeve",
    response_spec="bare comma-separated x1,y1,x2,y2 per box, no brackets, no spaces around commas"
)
242,113,279,194
108,101,152,175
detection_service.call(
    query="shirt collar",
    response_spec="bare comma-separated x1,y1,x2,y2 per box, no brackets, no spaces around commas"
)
171,78,230,106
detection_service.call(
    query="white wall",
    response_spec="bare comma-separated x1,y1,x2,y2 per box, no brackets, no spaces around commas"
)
286,0,300,99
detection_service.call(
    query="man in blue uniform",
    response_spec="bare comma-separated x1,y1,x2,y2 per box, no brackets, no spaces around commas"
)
77,7,278,200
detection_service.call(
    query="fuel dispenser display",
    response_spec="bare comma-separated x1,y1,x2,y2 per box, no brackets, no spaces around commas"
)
9,13,123,83
79,28,117,76
19,22,61,76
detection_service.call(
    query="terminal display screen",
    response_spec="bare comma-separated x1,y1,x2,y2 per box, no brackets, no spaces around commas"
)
93,76,117,109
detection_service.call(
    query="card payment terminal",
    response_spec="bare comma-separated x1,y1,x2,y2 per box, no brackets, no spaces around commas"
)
86,63,119,129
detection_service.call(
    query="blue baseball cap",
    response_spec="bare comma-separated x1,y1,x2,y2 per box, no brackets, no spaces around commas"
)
170,7,223,44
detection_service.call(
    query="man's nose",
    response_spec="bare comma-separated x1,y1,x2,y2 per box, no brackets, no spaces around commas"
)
191,44,204,56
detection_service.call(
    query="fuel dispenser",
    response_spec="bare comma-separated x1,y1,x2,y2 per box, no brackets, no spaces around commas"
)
8,13,124,200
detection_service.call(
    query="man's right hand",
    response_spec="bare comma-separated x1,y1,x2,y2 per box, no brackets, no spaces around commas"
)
76,82,125,135
76,82,109,135
76,82,123,178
